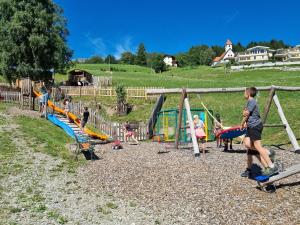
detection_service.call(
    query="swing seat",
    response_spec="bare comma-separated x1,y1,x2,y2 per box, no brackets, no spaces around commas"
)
216,126,246,139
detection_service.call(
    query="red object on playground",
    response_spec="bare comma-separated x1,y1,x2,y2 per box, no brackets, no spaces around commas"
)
216,126,247,139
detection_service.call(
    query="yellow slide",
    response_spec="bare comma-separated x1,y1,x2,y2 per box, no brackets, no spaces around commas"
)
34,90,109,140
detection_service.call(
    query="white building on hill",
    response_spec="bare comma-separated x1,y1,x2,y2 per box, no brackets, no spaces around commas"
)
236,46,275,65
274,45,300,62
211,39,235,67
163,55,178,67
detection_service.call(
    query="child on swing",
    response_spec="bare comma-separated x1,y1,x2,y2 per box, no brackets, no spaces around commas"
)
193,115,206,153
241,87,277,177
123,121,139,145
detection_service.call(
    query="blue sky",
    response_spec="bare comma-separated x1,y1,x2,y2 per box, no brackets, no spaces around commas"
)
54,0,300,59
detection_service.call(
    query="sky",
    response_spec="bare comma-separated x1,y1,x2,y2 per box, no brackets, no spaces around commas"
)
54,0,300,59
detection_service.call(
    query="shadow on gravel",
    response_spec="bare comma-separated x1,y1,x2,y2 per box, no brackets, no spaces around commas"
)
82,151,100,160
249,164,263,180
223,149,247,154
275,181,300,190
158,151,171,154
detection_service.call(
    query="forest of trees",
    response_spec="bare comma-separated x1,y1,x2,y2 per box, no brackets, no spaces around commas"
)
80,39,291,72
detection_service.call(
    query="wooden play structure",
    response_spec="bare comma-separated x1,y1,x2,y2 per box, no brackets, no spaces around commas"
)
147,85,300,153
148,85,300,190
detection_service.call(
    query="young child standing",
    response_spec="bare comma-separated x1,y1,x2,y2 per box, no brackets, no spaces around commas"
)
80,107,90,132
193,115,206,154
41,88,51,118
241,87,277,177
213,113,223,148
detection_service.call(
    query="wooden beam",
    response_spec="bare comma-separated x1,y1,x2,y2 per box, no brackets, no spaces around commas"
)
262,87,276,124
175,89,187,149
259,163,300,187
184,98,200,157
146,86,300,95
147,94,166,139
273,94,300,151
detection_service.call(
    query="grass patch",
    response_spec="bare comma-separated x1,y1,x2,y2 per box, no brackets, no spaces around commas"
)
106,202,118,209
47,210,68,224
15,115,85,168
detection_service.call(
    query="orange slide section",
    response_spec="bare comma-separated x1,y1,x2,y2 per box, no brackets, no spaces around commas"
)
33,90,109,140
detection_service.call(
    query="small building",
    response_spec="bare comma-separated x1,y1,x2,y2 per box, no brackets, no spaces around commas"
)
163,55,178,67
67,69,93,86
212,39,235,67
236,46,275,65
274,45,300,62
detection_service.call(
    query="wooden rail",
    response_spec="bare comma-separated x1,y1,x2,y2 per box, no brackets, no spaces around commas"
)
58,86,160,99
146,86,300,95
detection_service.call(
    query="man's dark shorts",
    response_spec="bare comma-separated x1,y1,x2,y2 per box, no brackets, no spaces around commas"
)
246,122,263,141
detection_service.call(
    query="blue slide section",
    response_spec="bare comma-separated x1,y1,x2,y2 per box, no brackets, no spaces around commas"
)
47,114,87,143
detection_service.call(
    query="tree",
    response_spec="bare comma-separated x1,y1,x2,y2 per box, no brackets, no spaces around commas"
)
104,55,118,64
136,43,147,66
233,42,245,52
188,45,215,66
115,84,127,115
175,53,190,67
85,55,104,64
0,0,72,84
120,51,136,65
211,45,224,57
150,54,167,73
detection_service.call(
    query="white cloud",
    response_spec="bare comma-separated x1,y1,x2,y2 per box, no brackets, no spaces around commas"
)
85,33,107,56
114,36,137,59
85,34,136,59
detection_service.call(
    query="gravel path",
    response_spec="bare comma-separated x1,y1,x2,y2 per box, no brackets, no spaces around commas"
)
1,107,300,225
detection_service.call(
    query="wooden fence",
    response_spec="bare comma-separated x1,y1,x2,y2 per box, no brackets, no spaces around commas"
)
54,101,148,141
58,86,160,99
0,91,21,103
0,91,148,141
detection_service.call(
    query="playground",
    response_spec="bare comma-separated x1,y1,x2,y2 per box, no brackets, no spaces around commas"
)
0,104,300,224
1,81,300,224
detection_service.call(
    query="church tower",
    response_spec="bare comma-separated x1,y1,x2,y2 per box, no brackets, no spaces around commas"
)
225,39,233,52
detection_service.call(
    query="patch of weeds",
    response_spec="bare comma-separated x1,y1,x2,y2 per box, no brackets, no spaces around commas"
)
9,207,22,213
32,204,47,213
129,202,137,207
107,192,113,197
29,193,45,203
26,186,33,194
97,206,112,215
106,202,118,209
17,193,28,203
47,210,68,224
155,219,161,224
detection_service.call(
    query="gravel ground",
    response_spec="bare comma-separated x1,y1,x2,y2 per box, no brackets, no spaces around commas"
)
80,142,300,225
1,107,300,225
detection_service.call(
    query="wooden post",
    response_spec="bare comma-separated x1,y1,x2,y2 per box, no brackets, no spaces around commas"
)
184,98,200,157
175,89,187,149
273,94,300,151
262,86,276,124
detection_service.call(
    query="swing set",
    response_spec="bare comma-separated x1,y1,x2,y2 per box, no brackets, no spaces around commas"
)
154,107,215,143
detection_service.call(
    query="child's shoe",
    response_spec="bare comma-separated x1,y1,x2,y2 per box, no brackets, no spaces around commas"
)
262,165,279,176
241,168,251,178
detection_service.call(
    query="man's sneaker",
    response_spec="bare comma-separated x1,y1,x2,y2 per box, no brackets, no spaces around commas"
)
262,165,279,176
241,169,251,178
269,149,276,163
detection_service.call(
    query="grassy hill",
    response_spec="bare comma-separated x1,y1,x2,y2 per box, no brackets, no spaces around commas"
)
55,64,300,88
64,64,300,147
2,64,300,146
